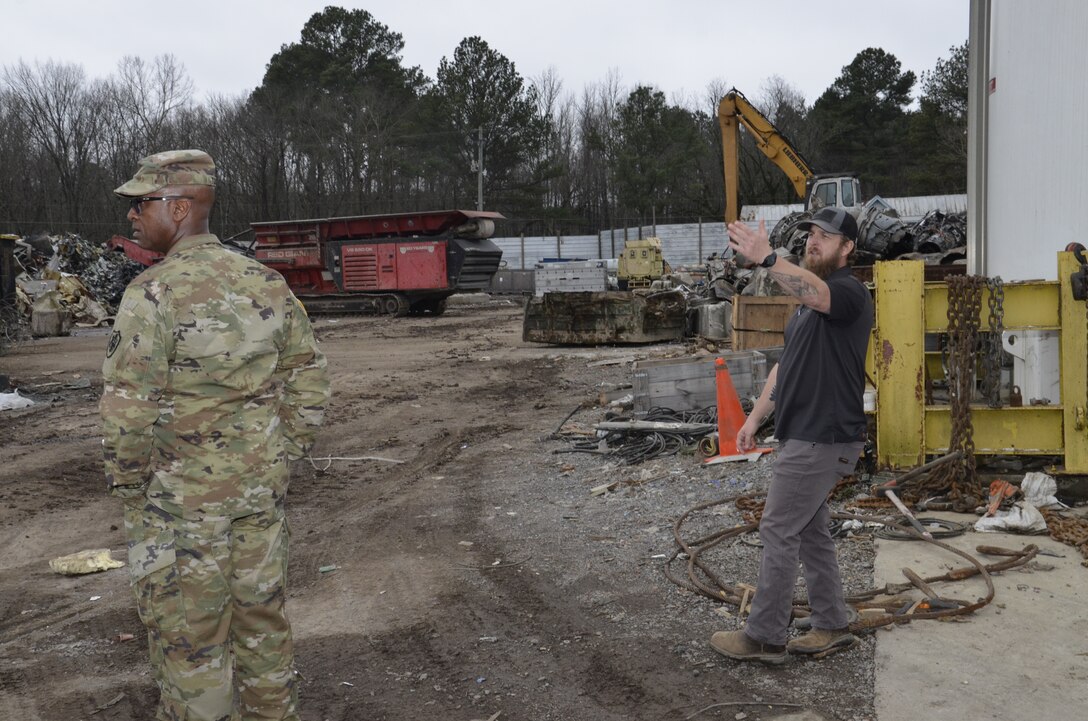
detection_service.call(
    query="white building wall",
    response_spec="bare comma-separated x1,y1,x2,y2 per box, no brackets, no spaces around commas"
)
985,0,1088,281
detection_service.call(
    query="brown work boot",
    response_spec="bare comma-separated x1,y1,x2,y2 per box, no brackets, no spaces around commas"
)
787,627,857,655
709,630,787,665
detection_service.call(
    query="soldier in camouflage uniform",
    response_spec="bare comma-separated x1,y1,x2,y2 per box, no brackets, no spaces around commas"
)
101,150,330,721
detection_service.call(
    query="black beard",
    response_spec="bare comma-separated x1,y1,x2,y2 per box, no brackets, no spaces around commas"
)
801,251,841,279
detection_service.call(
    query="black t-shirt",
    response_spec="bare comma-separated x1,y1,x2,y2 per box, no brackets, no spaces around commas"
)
773,265,873,443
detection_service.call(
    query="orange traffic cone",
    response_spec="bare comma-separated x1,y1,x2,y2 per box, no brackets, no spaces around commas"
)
702,357,773,465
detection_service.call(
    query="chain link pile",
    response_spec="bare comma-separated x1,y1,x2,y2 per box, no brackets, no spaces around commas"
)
1042,509,1088,560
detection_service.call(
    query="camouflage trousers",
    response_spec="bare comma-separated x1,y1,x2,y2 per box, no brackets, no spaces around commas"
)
124,501,299,721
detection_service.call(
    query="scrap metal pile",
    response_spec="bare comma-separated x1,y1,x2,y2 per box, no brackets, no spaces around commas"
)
48,234,144,309
708,200,967,299
6,234,145,334
556,405,744,465
664,448,1085,643
665,487,1043,644
553,395,780,467
771,199,967,265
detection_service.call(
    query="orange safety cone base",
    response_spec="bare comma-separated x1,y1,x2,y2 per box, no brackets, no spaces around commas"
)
709,359,772,464
701,447,774,465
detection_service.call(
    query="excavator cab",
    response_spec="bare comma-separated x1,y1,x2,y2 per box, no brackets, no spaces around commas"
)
807,175,862,212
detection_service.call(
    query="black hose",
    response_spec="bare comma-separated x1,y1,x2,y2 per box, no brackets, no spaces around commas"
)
874,517,968,541
560,406,719,464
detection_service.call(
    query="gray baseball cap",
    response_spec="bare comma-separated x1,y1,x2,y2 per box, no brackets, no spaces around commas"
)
114,149,216,197
797,207,858,242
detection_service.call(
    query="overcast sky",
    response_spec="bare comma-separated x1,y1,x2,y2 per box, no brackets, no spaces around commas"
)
3,0,968,108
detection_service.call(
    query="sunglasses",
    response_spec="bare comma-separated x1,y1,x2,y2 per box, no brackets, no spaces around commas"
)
128,195,192,215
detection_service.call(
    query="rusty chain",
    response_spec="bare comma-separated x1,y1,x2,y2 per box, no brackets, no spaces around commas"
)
925,275,985,509
1042,508,1088,559
1083,284,1088,430
982,277,1005,408
733,475,862,523
735,495,764,524
852,495,894,509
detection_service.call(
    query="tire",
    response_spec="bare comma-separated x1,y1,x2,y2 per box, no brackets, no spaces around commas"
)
380,295,401,316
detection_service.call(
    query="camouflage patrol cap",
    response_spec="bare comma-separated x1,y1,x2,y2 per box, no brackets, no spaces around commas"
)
113,149,216,197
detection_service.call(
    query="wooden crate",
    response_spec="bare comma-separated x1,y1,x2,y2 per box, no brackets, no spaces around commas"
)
731,296,801,350
632,350,767,416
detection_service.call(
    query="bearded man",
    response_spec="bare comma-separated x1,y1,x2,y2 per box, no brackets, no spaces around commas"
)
709,206,873,665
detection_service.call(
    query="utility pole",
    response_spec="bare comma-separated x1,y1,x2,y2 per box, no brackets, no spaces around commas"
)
477,127,484,211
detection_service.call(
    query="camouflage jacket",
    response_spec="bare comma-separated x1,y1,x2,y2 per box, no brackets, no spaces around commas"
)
101,234,329,520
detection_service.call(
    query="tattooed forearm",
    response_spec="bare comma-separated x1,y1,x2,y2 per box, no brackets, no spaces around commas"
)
769,270,819,297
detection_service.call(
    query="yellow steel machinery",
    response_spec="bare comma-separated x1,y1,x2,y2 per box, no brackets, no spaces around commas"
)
718,89,812,223
871,252,1088,474
717,88,860,223
617,237,668,290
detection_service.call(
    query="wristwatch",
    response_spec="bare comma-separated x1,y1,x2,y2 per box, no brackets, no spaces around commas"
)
760,251,778,268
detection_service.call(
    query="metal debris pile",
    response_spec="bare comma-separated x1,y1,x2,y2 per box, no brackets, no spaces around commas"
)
556,405,732,465
48,234,144,310
770,198,968,263
909,209,968,257
665,488,1043,642
712,199,968,297
8,234,145,332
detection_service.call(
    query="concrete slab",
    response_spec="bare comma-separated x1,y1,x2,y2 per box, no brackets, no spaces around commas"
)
872,512,1088,720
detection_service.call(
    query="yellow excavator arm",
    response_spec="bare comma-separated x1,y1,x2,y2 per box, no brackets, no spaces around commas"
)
718,88,816,223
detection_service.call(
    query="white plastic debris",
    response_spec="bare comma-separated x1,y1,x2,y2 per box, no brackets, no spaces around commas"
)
974,501,1048,534
0,390,34,411
1021,471,1060,508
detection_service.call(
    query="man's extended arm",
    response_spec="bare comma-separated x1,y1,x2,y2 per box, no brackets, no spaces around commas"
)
726,220,832,314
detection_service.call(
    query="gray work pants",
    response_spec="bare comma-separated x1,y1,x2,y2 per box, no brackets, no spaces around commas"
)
744,438,864,646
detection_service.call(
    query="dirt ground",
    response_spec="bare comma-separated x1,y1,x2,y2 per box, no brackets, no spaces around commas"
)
1,296,876,721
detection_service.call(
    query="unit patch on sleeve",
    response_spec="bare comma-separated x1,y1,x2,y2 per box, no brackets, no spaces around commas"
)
106,330,122,358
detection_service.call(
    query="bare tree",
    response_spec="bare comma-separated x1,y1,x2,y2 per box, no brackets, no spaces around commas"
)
112,54,194,145
703,78,732,117
0,88,40,229
758,75,807,121
530,66,580,219
3,60,109,225
571,69,626,229
748,75,816,204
